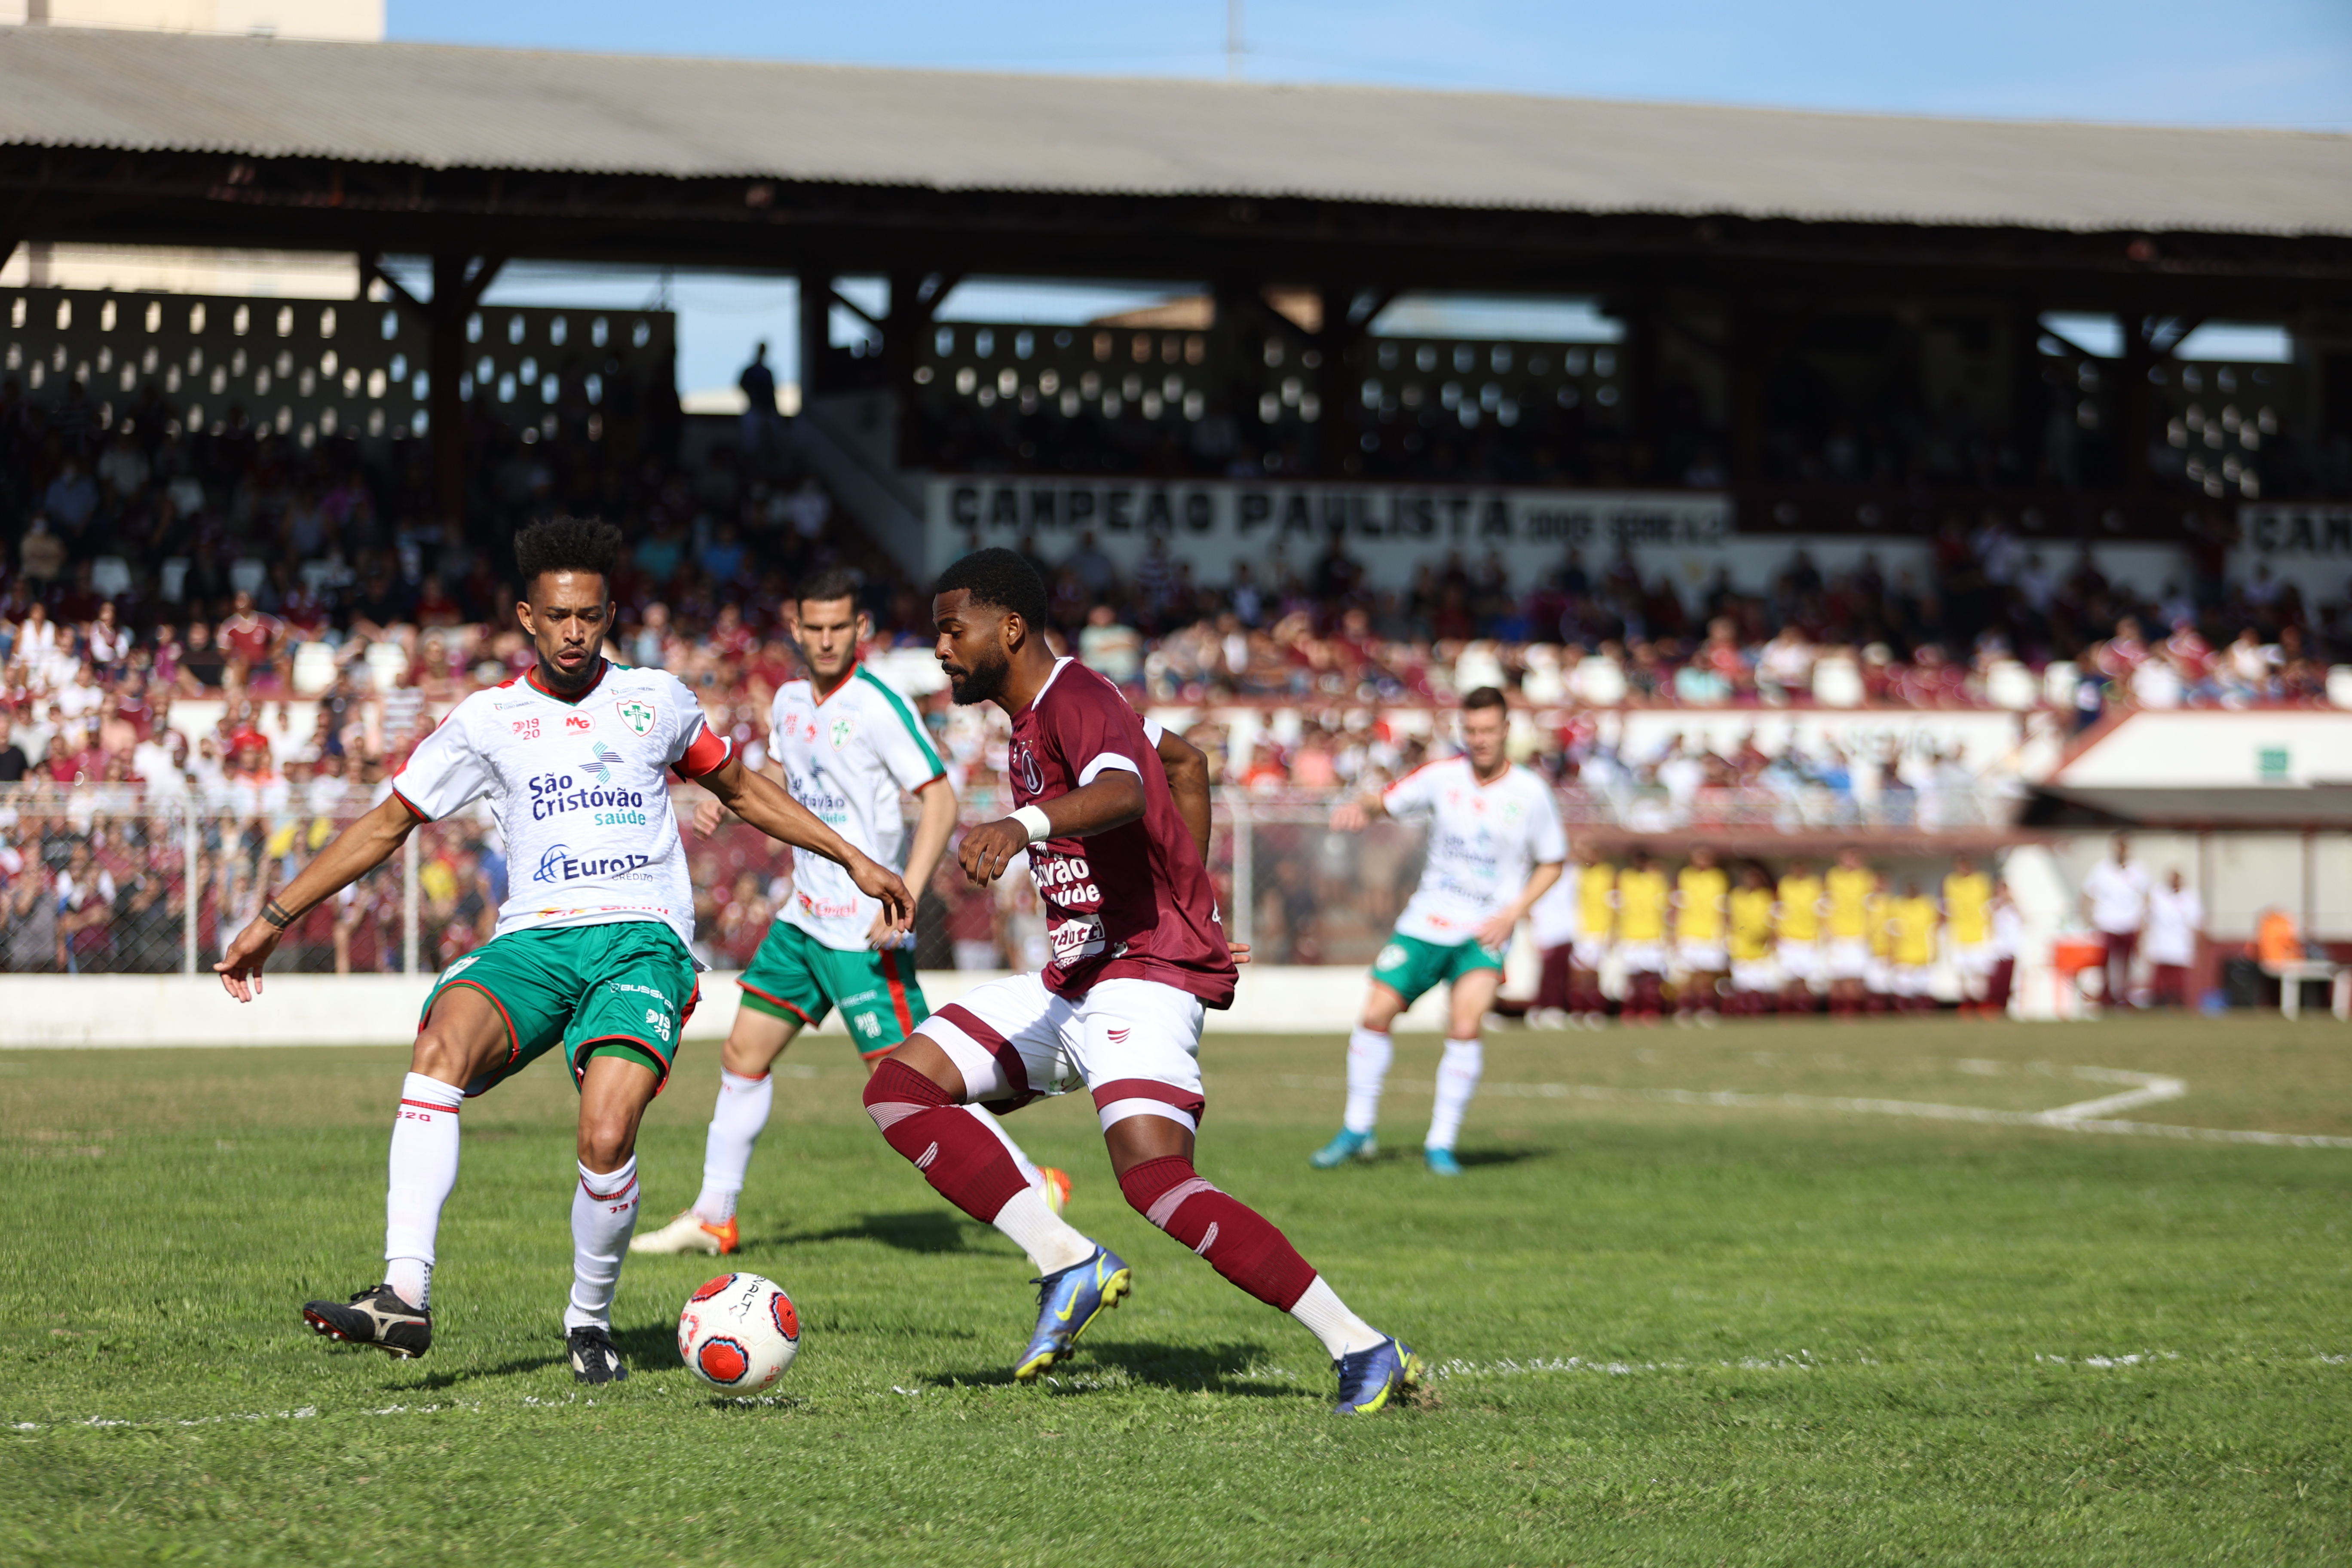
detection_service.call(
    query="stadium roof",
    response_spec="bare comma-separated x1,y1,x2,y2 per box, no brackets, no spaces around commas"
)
1,26,2349,239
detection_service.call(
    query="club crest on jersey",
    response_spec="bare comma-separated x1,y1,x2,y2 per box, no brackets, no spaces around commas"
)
828,715,857,750
617,698,656,737
583,742,623,783
1009,740,1044,795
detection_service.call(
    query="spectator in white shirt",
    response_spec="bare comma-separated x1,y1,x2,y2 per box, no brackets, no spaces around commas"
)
2079,833,2151,1008
2144,869,2204,1009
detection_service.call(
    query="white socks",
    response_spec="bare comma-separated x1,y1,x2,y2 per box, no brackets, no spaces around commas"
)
1426,1038,1484,1153
988,1182,1096,1276
565,1156,641,1332
693,1068,774,1224
695,1069,1047,1226
1343,1027,1393,1135
384,1072,464,1311
1289,1275,1387,1358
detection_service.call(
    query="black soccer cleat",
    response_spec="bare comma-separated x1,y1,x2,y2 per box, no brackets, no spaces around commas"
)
567,1324,629,1385
303,1284,432,1360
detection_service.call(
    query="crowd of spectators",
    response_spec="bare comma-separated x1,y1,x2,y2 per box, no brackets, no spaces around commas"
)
4,353,2351,974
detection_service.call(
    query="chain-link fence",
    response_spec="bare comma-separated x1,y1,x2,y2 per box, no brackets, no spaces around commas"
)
3,780,2018,977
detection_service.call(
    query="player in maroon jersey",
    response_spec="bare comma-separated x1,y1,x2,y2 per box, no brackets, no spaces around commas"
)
858,549,1421,1414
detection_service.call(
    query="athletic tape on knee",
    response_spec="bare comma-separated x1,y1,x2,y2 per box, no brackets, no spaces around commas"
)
863,1058,1030,1224
1117,1155,1316,1312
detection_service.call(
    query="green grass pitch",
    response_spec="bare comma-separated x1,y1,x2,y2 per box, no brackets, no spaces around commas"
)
3,1014,2349,1565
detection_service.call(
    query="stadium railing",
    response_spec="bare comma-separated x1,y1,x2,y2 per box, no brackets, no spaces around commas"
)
1,781,2020,976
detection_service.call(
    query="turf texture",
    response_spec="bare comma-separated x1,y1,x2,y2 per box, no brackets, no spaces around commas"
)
2,1014,2348,1565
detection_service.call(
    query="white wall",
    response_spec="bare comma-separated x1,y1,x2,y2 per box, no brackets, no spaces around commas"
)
0,965,1438,1048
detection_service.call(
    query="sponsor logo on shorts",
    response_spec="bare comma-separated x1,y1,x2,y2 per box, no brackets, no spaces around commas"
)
534,844,654,884
1376,942,1408,971
440,953,482,982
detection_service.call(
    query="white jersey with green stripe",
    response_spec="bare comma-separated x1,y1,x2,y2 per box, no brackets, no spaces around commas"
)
770,665,946,951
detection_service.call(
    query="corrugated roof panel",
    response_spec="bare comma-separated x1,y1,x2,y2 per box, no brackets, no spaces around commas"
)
0,28,2347,235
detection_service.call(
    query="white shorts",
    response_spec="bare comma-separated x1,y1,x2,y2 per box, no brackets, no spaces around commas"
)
1778,941,1820,981
1678,943,1727,973
1730,957,1778,992
1892,965,1933,997
1952,941,1995,978
1571,936,1610,970
916,973,1209,1133
1825,939,1871,981
1867,958,1892,992
1617,940,1668,976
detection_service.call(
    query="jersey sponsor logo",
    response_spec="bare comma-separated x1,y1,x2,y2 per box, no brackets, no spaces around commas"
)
582,743,623,783
1048,911,1106,966
526,770,649,821
617,698,657,737
828,715,857,750
510,717,541,740
565,714,594,733
1029,852,1100,906
533,844,655,885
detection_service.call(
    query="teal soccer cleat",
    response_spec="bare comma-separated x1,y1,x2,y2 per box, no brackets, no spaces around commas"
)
1309,1129,1378,1169
1423,1147,1463,1176
1332,1335,1424,1415
1013,1243,1131,1383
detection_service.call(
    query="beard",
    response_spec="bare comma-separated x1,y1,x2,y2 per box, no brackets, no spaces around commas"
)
946,641,1011,706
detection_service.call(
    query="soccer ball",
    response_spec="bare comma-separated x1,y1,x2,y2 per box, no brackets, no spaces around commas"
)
677,1271,801,1390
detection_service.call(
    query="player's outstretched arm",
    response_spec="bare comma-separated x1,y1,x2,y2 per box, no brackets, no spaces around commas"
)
1154,726,1213,863
702,753,913,932
1330,784,1386,833
214,794,419,1001
959,770,1145,889
1476,859,1567,952
869,775,959,947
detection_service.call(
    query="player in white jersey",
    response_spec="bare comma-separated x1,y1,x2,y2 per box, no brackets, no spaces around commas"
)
1311,687,1566,1176
635,570,1071,1257
213,519,912,1382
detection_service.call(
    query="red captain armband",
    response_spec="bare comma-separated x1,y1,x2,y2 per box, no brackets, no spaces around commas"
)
671,726,734,782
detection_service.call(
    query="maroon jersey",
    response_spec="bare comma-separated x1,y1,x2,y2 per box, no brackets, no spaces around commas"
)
1009,658,1236,1008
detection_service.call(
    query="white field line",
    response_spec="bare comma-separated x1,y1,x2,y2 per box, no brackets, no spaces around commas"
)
1268,1070,2352,1150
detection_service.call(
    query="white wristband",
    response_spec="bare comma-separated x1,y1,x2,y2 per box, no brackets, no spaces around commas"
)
1011,804,1053,845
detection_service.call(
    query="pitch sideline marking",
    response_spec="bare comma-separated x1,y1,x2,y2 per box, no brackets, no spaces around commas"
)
1268,1069,2352,1150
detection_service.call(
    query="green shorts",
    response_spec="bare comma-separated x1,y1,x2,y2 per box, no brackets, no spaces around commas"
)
738,920,928,1060
420,921,700,1096
1369,929,1504,1008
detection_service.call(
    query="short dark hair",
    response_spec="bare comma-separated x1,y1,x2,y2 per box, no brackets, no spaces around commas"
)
796,567,861,609
1461,685,1509,714
513,516,622,593
934,547,1048,629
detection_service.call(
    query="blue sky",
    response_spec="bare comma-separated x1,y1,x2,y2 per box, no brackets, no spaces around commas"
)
387,1,2352,393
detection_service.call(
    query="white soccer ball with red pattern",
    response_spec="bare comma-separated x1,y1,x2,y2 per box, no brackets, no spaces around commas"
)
677,1271,801,1390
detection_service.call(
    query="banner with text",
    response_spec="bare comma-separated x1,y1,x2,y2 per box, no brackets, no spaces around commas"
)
926,478,1732,588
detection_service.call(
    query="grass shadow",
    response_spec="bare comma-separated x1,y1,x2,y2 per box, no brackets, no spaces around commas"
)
1453,1148,1546,1170
765,1210,992,1256
920,1338,1300,1399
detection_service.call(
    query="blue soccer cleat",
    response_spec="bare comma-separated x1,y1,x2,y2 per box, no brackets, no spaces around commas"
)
1013,1243,1131,1383
1424,1147,1463,1177
1309,1129,1378,1169
1333,1335,1424,1415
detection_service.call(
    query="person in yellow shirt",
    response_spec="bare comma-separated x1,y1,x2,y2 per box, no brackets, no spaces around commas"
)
1727,862,1779,1017
1887,881,1941,1014
1776,856,1825,1015
1571,846,1616,1028
1865,873,1894,1014
1672,845,1730,1023
1614,848,1671,1023
1942,853,1995,1017
1822,846,1877,1017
